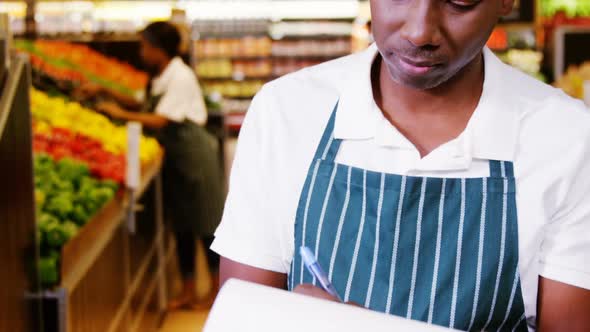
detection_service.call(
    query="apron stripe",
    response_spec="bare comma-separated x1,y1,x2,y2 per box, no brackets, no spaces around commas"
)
468,177,488,331
312,165,338,286
450,179,467,329
364,172,385,307
428,179,447,324
328,166,353,281
322,135,335,160
483,177,509,330
344,170,369,302
512,313,526,332
299,160,322,285
407,178,429,319
489,160,501,177
497,269,520,331
385,176,407,314
501,161,506,178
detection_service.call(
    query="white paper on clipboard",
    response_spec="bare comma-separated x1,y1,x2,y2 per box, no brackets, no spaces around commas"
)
204,279,457,332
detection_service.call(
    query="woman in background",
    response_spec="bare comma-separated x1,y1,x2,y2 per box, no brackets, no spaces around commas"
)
85,21,224,309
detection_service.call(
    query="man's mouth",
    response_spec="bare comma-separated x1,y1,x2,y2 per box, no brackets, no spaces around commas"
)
395,54,442,75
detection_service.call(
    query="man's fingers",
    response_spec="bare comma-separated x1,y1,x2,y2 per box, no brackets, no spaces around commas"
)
293,284,339,302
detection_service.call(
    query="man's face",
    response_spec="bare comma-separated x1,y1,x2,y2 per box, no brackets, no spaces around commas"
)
370,0,514,90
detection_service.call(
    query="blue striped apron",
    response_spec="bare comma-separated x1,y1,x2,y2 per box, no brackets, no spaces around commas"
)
289,104,527,331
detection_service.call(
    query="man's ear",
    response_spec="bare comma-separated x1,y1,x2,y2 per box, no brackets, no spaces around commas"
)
500,0,515,16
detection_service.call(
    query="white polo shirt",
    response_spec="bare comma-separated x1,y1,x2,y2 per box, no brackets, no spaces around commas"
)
151,57,208,125
212,44,590,328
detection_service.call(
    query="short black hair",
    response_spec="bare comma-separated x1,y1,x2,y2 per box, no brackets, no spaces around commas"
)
141,21,181,58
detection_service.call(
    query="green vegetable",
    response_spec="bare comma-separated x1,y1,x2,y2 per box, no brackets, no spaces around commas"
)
70,204,90,226
61,221,79,242
43,221,66,248
38,256,59,286
101,179,119,192
38,213,59,232
32,154,118,289
56,158,90,184
45,193,74,220
43,220,78,248
35,189,46,211
90,187,115,207
83,199,101,216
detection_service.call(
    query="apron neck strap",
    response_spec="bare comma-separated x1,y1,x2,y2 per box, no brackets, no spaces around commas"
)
489,160,514,178
317,102,342,163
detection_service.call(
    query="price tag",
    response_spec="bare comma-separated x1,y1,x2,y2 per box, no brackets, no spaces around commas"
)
584,81,590,107
126,122,142,190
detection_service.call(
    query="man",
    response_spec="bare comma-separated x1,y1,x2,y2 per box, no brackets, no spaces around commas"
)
212,0,590,330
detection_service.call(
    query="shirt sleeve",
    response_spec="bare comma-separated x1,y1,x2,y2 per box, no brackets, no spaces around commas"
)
211,87,288,274
538,103,590,290
154,73,207,125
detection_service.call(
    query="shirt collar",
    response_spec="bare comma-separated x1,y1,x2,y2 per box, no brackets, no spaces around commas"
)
333,44,520,163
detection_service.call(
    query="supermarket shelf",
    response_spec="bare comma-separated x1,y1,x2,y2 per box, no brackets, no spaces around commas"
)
59,151,164,292
280,18,356,23
496,22,536,30
35,34,140,43
196,33,270,39
271,54,349,59
225,112,247,130
272,34,352,40
195,55,271,61
220,95,255,100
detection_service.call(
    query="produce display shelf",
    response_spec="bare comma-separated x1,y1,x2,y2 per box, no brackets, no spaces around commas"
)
195,55,271,61
271,53,349,59
59,151,164,292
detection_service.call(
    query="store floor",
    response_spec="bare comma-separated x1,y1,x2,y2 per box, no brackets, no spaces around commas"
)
160,240,213,332
160,138,237,332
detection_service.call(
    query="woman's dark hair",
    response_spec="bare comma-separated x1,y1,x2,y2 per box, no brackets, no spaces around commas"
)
141,21,181,58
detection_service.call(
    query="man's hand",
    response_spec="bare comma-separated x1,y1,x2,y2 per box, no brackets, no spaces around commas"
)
538,277,590,331
293,284,340,302
293,284,363,308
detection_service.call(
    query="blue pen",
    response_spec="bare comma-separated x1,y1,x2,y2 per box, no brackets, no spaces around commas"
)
300,246,343,302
